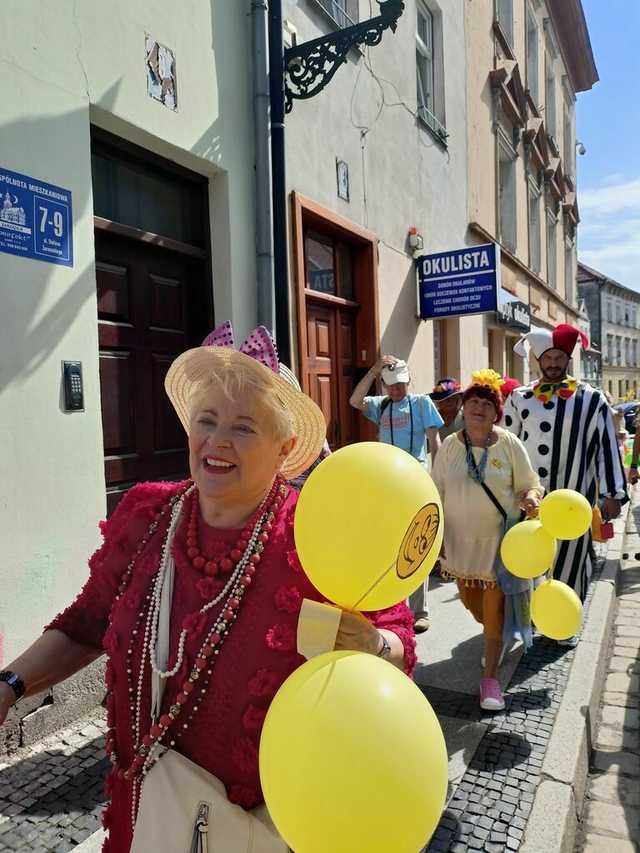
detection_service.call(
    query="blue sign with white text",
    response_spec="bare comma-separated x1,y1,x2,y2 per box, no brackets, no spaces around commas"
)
0,167,73,267
417,243,500,320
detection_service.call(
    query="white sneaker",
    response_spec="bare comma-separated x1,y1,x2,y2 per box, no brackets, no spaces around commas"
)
557,635,579,648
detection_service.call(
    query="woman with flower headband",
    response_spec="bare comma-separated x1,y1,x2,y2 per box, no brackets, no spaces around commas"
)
0,323,416,852
432,370,543,711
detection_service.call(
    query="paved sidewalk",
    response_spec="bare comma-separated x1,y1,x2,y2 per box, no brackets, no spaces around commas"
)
0,712,106,852
577,509,640,853
0,541,621,852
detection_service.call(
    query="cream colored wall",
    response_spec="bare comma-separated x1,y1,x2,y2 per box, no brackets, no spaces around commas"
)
284,0,474,393
0,1,255,661
465,0,579,319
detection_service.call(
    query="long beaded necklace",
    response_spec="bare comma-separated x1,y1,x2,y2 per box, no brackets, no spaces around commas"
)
103,477,287,829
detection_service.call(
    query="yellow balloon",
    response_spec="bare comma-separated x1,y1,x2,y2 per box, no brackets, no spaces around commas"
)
531,579,582,640
295,442,444,610
500,520,556,578
539,489,592,540
259,651,448,853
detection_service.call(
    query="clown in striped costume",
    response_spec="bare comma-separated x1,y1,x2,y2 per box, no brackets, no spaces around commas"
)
504,324,627,605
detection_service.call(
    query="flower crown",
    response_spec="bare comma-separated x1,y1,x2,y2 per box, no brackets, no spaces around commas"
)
433,379,462,394
470,369,503,396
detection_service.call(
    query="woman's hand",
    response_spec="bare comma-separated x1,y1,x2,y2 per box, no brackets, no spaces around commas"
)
334,611,381,655
520,491,541,517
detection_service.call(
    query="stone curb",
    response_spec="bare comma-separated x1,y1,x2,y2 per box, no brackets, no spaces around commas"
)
520,505,630,853
72,828,105,851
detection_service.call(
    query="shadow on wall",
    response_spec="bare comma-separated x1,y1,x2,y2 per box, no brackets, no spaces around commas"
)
0,82,123,395
380,262,421,365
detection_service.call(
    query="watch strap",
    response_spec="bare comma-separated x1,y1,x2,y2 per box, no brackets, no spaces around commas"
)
0,671,25,702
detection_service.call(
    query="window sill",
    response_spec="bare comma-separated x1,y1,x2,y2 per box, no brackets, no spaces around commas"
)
417,112,449,149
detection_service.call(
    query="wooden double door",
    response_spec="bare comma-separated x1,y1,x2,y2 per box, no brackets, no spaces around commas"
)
95,230,210,515
305,300,358,449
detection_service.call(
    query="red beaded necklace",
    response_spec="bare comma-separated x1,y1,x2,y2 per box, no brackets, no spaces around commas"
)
186,489,272,577
103,477,287,827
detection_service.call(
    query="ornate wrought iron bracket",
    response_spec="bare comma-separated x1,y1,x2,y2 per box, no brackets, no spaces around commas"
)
284,0,405,113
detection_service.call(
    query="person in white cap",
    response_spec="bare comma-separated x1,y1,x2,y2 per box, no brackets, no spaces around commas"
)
350,355,444,632
504,324,627,641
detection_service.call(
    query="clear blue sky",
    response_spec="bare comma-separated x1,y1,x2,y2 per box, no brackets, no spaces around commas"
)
577,0,640,289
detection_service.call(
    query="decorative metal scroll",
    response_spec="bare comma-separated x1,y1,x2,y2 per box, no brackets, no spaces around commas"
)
284,0,405,113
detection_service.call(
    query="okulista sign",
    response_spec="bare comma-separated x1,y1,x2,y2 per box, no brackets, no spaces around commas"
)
417,243,499,321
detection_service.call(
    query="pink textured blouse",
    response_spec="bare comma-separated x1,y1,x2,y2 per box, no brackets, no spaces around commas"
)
47,481,416,853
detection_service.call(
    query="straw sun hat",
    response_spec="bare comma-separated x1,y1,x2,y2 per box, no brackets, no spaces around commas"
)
165,346,327,480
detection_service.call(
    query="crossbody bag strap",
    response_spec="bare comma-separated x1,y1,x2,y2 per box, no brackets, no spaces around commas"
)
477,480,508,524
463,431,508,523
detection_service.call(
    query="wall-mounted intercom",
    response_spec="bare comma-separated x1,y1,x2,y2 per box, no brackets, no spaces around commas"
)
62,361,84,412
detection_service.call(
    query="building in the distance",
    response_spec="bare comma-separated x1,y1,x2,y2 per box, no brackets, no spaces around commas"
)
465,0,597,383
577,296,601,387
578,261,640,400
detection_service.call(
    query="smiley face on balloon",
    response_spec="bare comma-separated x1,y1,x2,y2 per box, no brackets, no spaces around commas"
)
294,443,444,611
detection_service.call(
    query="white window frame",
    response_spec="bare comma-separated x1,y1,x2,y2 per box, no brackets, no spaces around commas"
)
546,208,557,289
312,0,358,29
526,7,539,105
545,56,557,142
528,179,541,273
496,0,514,49
416,2,447,140
498,130,518,252
564,240,574,306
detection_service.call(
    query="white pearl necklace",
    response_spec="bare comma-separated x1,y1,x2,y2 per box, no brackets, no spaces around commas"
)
148,489,270,681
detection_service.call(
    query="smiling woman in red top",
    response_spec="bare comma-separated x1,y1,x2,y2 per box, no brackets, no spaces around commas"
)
0,324,415,852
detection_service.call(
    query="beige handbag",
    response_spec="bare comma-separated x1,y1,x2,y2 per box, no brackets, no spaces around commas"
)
130,511,289,853
130,748,288,852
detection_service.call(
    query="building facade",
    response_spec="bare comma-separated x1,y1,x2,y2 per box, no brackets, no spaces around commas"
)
0,2,258,738
465,0,597,384
578,262,640,400
577,296,601,387
283,0,475,447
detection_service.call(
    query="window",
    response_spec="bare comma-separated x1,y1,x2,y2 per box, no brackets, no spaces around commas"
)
634,340,638,367
546,210,557,289
416,4,446,139
619,380,624,398
498,135,517,251
545,58,556,141
564,243,574,305
313,0,358,28
608,380,613,396
526,8,539,104
528,182,541,273
607,299,613,322
496,0,514,48
625,338,631,366
563,103,574,177
606,334,613,365
304,229,355,299
616,336,622,366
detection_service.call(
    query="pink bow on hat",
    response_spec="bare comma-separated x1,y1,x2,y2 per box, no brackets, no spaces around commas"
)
202,321,280,374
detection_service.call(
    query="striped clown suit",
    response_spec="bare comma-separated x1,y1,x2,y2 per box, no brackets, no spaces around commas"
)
504,381,627,600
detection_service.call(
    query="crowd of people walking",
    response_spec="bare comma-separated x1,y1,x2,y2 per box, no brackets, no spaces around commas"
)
0,319,629,852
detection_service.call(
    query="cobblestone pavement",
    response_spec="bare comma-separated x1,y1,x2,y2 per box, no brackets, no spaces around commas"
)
0,711,107,852
0,551,621,852
576,511,640,853
423,560,603,853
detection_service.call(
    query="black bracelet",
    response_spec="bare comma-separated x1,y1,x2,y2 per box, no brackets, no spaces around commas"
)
0,671,25,702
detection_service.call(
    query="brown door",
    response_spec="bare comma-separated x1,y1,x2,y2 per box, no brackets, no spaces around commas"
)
306,301,357,449
306,303,339,446
96,230,208,514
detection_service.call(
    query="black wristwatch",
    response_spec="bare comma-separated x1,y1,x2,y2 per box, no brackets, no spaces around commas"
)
0,671,25,702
